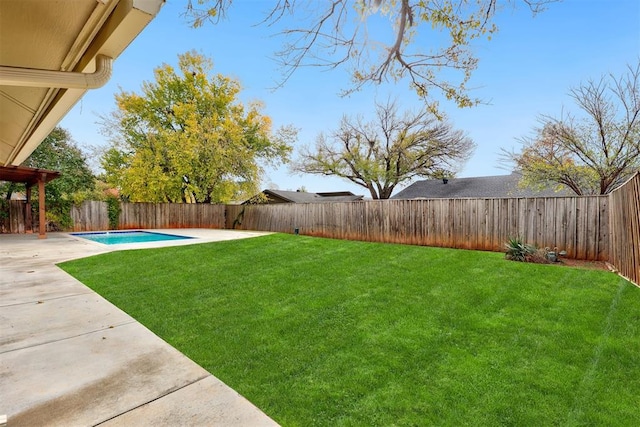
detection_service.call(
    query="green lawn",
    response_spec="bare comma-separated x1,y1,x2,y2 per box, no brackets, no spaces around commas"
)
59,234,640,426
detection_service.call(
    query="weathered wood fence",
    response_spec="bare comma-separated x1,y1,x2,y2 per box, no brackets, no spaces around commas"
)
70,201,109,231
608,172,640,285
19,196,613,262
227,196,610,261
70,201,226,231
119,202,225,229
5,174,640,284
6,200,27,233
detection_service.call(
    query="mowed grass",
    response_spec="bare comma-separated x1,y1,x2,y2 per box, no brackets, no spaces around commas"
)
59,234,640,426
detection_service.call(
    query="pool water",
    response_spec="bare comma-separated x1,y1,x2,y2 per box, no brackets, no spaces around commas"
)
72,230,193,245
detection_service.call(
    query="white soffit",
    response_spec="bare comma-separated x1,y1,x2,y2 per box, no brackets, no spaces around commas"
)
0,0,164,166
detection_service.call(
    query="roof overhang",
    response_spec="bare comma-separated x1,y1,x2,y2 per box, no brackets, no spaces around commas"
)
0,0,164,167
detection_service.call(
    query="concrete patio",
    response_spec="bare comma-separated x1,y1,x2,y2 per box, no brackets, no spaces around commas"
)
0,229,278,426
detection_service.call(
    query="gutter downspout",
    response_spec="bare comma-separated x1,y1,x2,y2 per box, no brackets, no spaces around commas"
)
0,55,113,89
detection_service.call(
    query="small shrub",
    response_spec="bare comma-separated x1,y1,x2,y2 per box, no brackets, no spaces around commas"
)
505,236,536,262
106,196,121,230
0,199,8,233
527,248,552,264
0,198,8,221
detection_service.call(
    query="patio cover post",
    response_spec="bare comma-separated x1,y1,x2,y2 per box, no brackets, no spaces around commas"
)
0,165,60,237
25,184,33,233
38,173,46,239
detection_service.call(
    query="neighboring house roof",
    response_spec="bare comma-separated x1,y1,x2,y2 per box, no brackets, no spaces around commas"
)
247,189,364,204
0,0,164,167
392,173,574,199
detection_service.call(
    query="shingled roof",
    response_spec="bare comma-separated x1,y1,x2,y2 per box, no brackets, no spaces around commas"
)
246,189,364,204
392,173,574,199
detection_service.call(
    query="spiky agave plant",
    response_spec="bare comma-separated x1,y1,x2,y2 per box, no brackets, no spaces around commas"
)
505,236,536,262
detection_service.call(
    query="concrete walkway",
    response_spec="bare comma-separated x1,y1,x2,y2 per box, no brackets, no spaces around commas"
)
0,230,279,426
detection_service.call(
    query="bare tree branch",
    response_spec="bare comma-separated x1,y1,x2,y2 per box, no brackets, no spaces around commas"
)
184,0,559,107
293,99,474,199
503,61,640,195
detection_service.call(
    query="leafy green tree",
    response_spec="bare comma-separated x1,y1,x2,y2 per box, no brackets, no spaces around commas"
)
293,99,474,199
19,127,95,229
25,127,95,196
101,51,294,203
504,63,640,195
186,0,556,108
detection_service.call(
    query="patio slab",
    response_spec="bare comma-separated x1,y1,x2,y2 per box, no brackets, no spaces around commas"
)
0,230,278,426
101,376,277,427
1,292,133,353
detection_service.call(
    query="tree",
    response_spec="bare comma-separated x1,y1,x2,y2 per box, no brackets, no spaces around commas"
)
293,99,474,199
6,127,95,229
185,0,556,108
101,51,295,203
24,127,95,197
504,63,640,195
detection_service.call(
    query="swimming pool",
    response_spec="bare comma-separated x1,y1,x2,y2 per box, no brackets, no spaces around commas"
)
71,230,194,245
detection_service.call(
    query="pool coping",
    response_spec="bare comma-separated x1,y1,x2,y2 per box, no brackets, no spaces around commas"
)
70,229,196,246
65,228,270,251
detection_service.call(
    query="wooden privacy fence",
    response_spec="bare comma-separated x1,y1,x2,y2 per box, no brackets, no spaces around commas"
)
228,196,609,261
69,201,226,231
62,196,611,260
71,201,109,231
12,177,639,282
5,200,27,233
608,172,640,285
119,202,225,229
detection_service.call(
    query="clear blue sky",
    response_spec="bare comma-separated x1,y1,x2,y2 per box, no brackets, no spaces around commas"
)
60,0,640,197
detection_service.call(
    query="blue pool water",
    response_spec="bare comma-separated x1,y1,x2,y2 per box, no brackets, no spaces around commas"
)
72,230,193,245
